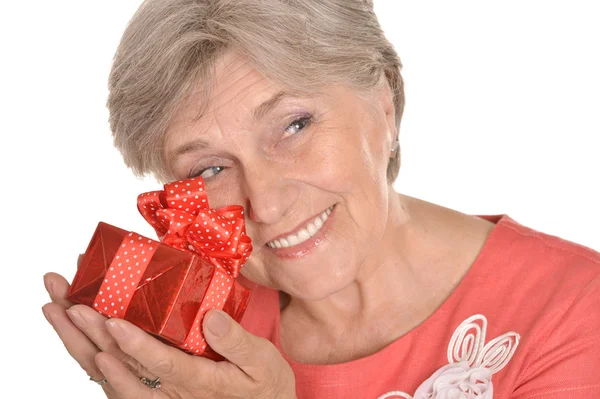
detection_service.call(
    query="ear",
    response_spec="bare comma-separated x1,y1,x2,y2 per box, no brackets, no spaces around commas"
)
375,73,398,144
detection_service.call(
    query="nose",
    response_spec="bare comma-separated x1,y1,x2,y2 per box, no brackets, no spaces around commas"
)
242,162,299,225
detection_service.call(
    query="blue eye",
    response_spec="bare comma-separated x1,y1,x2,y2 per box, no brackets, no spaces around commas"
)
283,116,312,138
187,117,311,180
190,166,224,179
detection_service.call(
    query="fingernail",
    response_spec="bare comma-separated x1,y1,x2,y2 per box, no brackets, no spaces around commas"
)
95,355,108,373
206,310,230,337
66,309,86,328
106,319,127,340
43,274,54,296
42,308,53,325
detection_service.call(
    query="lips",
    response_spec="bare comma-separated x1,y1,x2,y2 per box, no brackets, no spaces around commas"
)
266,205,334,249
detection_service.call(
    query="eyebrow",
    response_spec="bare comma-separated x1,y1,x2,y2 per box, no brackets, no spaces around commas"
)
252,90,290,121
170,137,211,160
170,90,295,160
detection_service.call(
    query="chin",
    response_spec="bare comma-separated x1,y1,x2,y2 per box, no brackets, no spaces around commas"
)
288,271,358,301
245,203,369,299
276,252,362,301
241,244,360,300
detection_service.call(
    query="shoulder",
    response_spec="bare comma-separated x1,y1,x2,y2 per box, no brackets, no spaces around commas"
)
497,214,600,266
469,215,600,331
481,215,600,338
484,215,600,300
478,215,600,395
393,216,600,397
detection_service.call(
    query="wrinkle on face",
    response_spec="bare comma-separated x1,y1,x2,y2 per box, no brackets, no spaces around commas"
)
161,49,403,312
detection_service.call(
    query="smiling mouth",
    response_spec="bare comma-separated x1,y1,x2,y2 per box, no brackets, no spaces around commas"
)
266,205,335,249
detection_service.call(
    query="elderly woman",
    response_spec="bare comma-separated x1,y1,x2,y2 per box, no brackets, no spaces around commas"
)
42,0,600,398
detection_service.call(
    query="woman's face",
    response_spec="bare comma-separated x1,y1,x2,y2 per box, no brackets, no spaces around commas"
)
165,50,397,300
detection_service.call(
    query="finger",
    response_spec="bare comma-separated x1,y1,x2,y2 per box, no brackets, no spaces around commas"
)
43,272,74,308
42,302,103,380
96,352,162,399
105,318,219,388
203,309,282,379
67,304,158,380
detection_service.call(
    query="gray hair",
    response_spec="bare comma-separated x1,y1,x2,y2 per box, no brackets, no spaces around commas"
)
108,0,405,183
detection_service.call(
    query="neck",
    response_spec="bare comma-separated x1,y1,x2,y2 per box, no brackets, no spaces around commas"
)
279,194,495,364
282,191,430,342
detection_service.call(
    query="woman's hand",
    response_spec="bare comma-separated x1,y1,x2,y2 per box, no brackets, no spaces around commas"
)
43,271,144,398
42,272,297,398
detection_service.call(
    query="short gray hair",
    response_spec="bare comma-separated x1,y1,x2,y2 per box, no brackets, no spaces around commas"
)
108,0,405,183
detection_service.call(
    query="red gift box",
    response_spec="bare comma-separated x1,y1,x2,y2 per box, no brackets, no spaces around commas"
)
67,177,253,359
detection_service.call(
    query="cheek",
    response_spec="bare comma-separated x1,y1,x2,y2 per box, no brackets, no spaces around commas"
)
298,131,369,190
202,168,246,208
322,121,388,186
238,257,271,286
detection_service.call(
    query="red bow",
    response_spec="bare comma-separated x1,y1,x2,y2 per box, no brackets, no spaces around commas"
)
137,177,252,277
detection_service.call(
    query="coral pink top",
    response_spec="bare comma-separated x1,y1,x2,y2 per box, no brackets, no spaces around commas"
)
240,215,600,399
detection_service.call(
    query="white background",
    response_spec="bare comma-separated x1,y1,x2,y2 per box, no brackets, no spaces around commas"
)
1,1,599,398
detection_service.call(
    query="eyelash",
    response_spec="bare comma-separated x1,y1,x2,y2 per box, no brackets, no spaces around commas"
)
282,116,312,139
189,116,312,179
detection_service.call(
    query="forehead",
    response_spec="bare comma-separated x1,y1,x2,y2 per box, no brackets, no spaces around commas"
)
164,51,280,143
206,51,277,111
163,50,330,155
161,49,371,170
183,51,273,120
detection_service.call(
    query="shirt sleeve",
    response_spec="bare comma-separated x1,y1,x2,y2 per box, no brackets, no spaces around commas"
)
511,275,600,398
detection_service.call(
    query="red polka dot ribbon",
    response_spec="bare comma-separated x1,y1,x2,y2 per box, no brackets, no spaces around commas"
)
93,232,158,318
135,176,253,354
137,176,252,278
182,266,235,354
91,176,252,355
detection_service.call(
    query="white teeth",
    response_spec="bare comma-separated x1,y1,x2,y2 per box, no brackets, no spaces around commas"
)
287,235,300,246
267,205,334,249
297,229,311,241
314,216,323,229
306,222,318,236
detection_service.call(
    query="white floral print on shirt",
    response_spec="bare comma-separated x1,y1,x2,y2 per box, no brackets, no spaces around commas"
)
378,314,520,399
